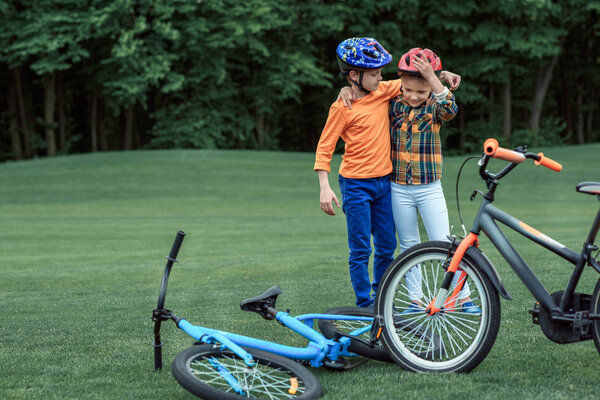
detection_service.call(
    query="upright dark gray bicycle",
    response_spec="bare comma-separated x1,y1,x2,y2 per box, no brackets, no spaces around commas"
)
373,138,600,373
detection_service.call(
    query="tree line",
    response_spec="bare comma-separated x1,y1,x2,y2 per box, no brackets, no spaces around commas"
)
1,0,599,162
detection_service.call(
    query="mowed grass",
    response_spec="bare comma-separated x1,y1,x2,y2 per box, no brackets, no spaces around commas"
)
0,143,599,399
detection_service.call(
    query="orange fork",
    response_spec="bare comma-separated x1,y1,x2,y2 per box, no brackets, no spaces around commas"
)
426,233,479,315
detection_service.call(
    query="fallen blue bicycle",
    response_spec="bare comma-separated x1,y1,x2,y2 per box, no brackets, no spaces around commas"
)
152,231,436,399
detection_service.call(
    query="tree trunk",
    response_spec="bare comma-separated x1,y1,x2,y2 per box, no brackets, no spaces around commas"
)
256,109,265,149
7,81,23,160
459,106,465,152
90,88,98,152
587,108,594,143
12,68,31,158
530,53,559,146
57,71,66,153
586,87,596,143
560,78,572,144
503,77,511,147
98,100,108,151
488,85,494,123
123,104,134,150
43,72,57,157
575,83,584,144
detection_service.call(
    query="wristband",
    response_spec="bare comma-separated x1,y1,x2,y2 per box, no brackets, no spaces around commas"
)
434,87,449,101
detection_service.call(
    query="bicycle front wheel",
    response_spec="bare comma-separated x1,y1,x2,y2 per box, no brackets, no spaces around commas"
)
375,241,501,373
172,345,322,400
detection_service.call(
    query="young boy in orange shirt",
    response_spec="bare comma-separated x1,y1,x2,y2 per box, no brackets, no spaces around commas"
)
314,38,459,308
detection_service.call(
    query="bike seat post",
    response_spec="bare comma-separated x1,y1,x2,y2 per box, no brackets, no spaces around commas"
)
586,209,600,246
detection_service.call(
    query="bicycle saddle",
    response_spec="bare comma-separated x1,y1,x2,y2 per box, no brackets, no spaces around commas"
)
576,182,600,196
240,285,283,320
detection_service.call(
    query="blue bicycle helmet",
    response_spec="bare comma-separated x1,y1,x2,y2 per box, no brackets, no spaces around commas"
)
336,37,392,72
336,37,392,92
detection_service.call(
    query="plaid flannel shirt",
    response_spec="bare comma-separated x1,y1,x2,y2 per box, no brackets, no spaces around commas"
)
389,88,457,185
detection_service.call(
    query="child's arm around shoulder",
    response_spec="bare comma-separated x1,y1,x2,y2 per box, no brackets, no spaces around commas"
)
336,79,402,110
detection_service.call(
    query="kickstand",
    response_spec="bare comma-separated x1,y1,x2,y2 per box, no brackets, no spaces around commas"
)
323,357,370,371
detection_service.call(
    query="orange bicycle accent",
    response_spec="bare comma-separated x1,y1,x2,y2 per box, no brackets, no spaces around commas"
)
534,152,562,172
447,233,479,273
288,377,299,395
443,271,468,311
483,138,525,163
427,233,479,315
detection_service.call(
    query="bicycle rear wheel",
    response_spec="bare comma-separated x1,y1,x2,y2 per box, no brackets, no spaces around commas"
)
375,241,501,373
591,279,600,354
317,307,392,363
172,345,322,400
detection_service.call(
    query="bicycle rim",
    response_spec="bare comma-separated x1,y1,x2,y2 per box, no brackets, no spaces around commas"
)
377,245,499,372
172,345,321,399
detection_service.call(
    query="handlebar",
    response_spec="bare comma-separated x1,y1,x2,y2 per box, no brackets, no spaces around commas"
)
482,138,562,172
153,230,186,371
534,152,562,172
483,138,525,164
157,230,186,310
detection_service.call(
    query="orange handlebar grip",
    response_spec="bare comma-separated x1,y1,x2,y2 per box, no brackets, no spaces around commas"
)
483,138,499,155
483,138,525,163
534,152,562,172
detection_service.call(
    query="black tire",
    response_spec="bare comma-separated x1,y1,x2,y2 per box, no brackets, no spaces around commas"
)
375,241,501,373
172,345,322,400
317,307,393,363
591,279,600,354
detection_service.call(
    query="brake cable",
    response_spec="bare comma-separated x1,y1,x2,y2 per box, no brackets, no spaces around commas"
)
455,156,481,237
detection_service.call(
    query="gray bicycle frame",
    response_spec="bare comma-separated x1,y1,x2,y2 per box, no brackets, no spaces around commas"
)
471,195,600,315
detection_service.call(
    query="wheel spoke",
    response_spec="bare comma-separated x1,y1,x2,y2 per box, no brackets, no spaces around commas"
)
186,353,307,399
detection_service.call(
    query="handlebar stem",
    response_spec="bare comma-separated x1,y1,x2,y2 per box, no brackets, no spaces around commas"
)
477,148,540,201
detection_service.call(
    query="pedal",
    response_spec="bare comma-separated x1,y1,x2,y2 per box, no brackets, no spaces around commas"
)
369,314,385,346
529,302,540,325
572,311,593,341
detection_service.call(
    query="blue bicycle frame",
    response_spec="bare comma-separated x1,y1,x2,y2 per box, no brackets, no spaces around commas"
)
152,230,376,373
177,312,374,368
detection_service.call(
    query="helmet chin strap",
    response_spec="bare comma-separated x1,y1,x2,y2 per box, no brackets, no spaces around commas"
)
351,71,370,93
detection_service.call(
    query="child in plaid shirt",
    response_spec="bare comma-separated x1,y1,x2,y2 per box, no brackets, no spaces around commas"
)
390,48,479,313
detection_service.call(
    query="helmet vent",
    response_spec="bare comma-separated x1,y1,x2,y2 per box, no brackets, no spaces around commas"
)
362,49,379,59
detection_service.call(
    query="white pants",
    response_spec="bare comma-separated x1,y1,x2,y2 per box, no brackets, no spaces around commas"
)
391,180,471,301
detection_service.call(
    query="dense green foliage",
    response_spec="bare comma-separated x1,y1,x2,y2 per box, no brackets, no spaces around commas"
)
1,145,599,398
1,0,600,161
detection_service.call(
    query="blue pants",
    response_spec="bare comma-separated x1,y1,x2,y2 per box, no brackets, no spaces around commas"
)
339,175,396,307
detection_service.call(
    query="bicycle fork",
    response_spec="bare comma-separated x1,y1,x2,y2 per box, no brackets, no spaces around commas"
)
427,233,479,315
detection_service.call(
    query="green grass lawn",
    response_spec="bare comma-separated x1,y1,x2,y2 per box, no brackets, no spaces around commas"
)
1,143,599,399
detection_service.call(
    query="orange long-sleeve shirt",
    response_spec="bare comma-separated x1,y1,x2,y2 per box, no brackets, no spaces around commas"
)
314,79,402,179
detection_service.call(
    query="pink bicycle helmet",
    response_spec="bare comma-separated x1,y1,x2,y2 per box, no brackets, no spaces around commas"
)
398,48,442,75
